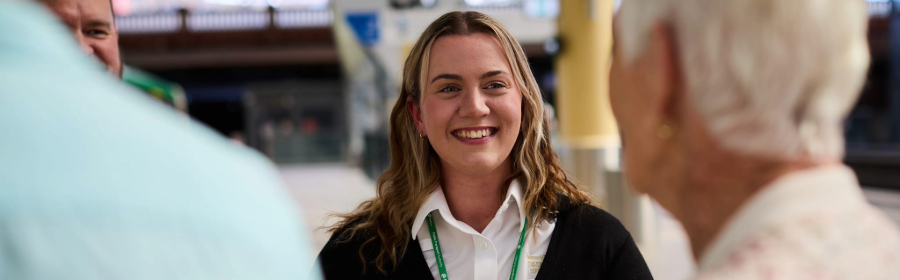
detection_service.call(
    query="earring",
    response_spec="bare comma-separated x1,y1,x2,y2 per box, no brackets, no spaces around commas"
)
656,121,676,140
419,133,426,141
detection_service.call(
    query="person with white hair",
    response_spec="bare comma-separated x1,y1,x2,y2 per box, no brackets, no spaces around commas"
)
609,0,900,279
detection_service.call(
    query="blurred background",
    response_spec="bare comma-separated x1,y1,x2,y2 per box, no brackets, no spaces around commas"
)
112,0,900,279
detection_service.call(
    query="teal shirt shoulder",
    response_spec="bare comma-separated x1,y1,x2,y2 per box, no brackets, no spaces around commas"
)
0,2,320,279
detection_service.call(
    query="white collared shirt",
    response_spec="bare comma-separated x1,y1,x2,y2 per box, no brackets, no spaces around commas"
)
694,165,900,279
410,180,554,280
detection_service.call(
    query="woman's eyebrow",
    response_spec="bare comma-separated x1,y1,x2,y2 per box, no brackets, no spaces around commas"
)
480,70,507,79
430,74,463,85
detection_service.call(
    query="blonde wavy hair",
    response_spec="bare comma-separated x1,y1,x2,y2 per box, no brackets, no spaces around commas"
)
329,11,592,275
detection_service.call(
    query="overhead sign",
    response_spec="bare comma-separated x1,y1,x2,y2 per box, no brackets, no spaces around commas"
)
346,12,379,46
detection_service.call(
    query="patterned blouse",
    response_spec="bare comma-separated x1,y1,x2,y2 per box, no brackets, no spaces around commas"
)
694,166,900,280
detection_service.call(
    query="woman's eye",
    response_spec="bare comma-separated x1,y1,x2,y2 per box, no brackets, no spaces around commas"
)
439,86,460,93
485,82,507,89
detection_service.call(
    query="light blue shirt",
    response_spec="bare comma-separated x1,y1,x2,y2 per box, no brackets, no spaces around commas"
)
0,1,321,279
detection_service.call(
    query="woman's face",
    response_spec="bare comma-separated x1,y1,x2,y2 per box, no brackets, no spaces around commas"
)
411,33,523,177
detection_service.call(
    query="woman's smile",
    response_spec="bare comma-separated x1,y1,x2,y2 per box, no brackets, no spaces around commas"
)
451,126,499,144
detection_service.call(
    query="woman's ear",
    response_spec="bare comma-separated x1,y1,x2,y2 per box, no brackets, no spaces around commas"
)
407,95,425,135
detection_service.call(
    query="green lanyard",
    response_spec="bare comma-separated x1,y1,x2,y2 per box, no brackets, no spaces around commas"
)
425,212,528,280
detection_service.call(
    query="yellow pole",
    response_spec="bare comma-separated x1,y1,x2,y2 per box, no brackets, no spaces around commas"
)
555,0,618,149
554,0,655,252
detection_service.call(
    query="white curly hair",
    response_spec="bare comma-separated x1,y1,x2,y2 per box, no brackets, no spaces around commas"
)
616,0,871,160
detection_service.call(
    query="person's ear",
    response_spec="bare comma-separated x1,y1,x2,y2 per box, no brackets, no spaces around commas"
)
646,22,684,125
407,95,425,135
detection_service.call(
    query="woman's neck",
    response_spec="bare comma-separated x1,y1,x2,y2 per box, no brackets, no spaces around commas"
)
440,162,513,233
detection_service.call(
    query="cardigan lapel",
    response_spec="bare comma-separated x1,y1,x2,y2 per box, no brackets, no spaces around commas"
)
534,194,573,280
395,237,436,279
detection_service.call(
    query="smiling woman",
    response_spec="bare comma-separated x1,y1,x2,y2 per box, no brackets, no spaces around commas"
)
411,32,524,200
316,11,653,280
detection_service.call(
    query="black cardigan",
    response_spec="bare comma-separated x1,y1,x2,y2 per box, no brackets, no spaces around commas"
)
316,196,654,280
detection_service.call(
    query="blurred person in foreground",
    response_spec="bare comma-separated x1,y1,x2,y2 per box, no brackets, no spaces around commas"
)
35,0,121,77
0,1,319,279
611,0,900,279
318,11,652,280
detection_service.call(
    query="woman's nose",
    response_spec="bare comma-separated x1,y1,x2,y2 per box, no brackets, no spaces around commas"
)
458,90,490,118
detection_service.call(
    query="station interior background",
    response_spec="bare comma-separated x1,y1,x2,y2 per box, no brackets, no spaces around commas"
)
111,0,900,278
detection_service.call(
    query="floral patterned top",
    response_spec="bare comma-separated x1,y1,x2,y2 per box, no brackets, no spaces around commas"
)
694,165,900,280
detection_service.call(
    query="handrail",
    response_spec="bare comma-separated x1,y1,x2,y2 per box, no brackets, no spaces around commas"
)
116,8,333,34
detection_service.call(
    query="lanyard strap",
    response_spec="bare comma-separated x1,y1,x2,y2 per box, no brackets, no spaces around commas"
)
425,212,528,280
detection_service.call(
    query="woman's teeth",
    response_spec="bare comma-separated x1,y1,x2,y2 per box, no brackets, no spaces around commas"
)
454,129,494,139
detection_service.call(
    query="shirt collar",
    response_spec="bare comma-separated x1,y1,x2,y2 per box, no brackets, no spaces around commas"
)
698,165,867,269
411,179,526,240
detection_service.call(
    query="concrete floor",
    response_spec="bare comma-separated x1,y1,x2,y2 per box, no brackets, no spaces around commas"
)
281,164,376,271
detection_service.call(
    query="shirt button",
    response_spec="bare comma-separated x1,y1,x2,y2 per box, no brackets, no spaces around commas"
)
479,241,488,250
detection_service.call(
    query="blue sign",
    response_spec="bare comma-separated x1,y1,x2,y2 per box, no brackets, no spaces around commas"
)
346,12,379,46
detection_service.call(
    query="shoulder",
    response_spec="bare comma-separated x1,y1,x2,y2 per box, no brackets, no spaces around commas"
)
317,218,381,279
548,194,634,246
561,203,632,239
317,218,431,280
698,206,900,280
319,217,375,258
552,203,641,262
539,202,653,279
